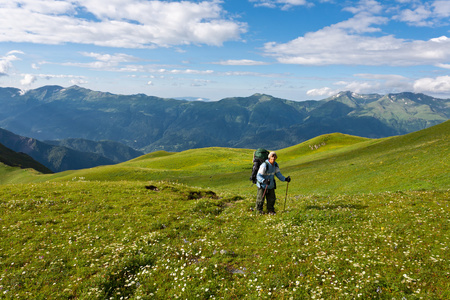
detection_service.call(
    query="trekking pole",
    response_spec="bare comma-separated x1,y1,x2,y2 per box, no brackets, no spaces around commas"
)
283,181,289,212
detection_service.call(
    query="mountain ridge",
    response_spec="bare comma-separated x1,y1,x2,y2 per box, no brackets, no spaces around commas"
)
44,138,144,164
0,142,52,174
0,128,144,172
0,85,448,152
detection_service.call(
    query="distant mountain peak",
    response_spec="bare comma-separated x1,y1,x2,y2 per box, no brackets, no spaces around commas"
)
334,91,357,98
250,93,274,102
24,85,64,100
326,91,382,107
0,85,448,153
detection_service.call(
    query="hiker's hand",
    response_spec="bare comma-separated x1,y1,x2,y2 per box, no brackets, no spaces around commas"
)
264,179,270,185
285,176,291,182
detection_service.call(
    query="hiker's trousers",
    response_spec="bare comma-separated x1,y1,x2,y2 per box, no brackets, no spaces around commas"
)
256,187,276,213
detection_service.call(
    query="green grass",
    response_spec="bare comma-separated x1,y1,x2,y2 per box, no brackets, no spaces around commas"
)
0,182,448,299
3,121,447,195
0,121,449,299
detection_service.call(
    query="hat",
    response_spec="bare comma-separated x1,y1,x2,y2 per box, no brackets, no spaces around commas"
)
268,151,277,159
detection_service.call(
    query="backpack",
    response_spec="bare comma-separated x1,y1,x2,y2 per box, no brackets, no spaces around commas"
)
250,148,269,184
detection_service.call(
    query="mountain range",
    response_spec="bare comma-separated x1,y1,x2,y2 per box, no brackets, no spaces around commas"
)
0,141,52,174
0,128,143,172
0,85,449,153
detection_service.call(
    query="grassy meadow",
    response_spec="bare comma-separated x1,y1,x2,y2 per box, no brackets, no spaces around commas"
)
0,121,449,299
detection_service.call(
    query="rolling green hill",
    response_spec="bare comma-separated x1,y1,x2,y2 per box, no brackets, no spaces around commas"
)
21,120,446,197
0,122,448,299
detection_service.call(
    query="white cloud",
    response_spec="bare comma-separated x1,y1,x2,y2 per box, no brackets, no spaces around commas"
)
0,0,247,48
334,12,387,33
262,1,450,67
263,9,450,66
353,74,412,91
393,0,450,26
17,73,87,86
343,0,383,15
436,63,450,69
433,0,450,18
20,74,37,85
13,0,75,14
214,59,269,66
220,71,283,78
307,73,415,97
306,87,337,97
250,0,309,10
80,52,138,63
355,73,408,81
331,79,383,94
70,78,88,85
0,51,23,76
168,69,214,75
395,4,433,26
413,75,450,94
306,73,450,98
60,52,141,69
0,60,12,76
6,50,25,56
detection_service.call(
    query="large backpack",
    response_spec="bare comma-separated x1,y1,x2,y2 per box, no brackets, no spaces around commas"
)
250,148,269,184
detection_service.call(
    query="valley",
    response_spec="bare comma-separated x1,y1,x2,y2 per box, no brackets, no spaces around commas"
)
0,120,448,299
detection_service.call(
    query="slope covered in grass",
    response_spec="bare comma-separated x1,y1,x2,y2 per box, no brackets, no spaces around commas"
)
0,181,448,299
34,120,449,196
0,163,47,184
0,121,448,299
274,119,449,195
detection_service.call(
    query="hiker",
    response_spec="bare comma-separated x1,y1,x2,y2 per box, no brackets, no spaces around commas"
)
256,151,291,214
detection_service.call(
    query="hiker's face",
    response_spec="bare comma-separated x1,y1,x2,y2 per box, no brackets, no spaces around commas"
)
269,156,276,164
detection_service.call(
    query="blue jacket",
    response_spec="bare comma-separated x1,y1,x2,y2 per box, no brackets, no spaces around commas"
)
256,160,287,189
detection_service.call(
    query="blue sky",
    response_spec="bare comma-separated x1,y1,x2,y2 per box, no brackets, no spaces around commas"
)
1,0,450,101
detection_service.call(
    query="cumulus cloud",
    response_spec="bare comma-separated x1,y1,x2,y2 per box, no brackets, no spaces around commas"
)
18,73,87,86
306,87,337,97
0,0,247,48
0,61,12,76
307,73,415,97
70,78,88,85
398,6,432,26
0,51,24,76
263,1,450,67
433,0,450,18
307,73,450,98
343,0,383,15
20,74,37,85
413,75,450,94
436,63,450,69
394,0,450,26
